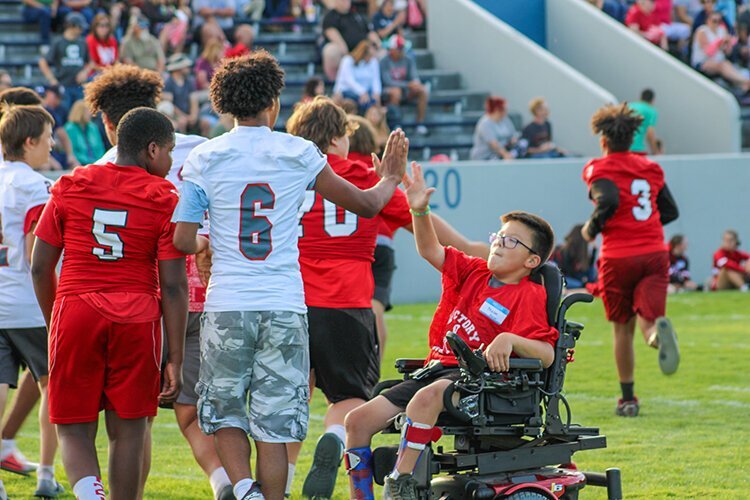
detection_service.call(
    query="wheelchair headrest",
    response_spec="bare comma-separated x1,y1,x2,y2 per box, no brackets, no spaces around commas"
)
530,262,563,326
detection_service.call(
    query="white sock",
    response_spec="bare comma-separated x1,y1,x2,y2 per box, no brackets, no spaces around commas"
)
233,478,255,499
37,465,54,481
325,424,346,449
285,463,295,496
73,476,105,500
210,467,231,498
0,439,12,459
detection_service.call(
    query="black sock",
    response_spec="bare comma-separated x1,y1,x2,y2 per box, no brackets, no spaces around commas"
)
620,382,635,401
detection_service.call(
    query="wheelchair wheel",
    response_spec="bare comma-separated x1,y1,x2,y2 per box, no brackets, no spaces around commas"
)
503,491,551,500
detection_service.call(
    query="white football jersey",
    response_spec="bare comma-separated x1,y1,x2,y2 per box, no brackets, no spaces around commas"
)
0,161,52,328
180,126,327,313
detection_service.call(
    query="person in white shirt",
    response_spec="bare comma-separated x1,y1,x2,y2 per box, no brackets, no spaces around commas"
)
172,51,409,500
0,104,62,499
84,64,233,500
333,39,382,114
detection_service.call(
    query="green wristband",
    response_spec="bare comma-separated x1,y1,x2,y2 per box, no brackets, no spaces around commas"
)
409,207,431,217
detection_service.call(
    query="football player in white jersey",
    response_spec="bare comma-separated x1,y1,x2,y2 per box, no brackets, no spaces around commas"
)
0,104,62,498
172,51,409,500
84,64,232,500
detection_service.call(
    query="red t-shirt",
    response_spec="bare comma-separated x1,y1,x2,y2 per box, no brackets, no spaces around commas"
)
654,0,673,24
86,34,119,67
713,248,750,274
425,247,559,367
298,153,412,308
34,163,184,322
625,5,662,31
348,151,403,240
582,152,666,259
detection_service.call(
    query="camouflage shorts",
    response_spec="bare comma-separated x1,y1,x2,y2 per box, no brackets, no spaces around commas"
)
196,311,310,442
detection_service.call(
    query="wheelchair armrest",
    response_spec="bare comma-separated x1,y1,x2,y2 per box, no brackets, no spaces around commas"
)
508,358,543,371
395,358,426,374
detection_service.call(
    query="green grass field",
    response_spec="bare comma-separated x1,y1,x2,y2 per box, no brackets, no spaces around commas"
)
3,292,750,499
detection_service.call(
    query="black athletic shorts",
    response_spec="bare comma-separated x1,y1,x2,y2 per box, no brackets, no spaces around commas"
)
0,328,49,387
372,245,396,311
308,307,380,404
381,368,461,409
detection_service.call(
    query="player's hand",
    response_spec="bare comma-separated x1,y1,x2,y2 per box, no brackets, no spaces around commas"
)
484,333,514,372
159,361,183,405
402,161,434,211
378,129,408,181
195,243,213,288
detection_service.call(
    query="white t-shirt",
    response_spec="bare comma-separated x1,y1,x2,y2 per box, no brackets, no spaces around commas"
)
0,161,52,328
173,126,327,313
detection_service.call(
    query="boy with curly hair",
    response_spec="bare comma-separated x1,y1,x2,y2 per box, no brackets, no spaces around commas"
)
171,51,410,500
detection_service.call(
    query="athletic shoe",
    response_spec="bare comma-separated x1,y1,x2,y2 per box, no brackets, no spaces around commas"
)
0,448,37,475
218,484,236,500
34,479,65,498
655,316,680,375
0,480,7,500
382,474,419,500
302,433,344,498
240,483,265,500
615,398,640,417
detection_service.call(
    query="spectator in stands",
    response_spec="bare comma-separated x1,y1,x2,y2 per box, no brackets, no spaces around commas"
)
469,96,519,161
629,89,663,155
521,97,566,158
711,229,750,290
333,39,382,114
152,5,191,56
372,0,406,41
63,99,106,165
236,0,265,21
301,77,325,103
39,13,93,113
674,0,701,26
192,0,236,45
86,13,119,72
163,53,199,133
57,0,95,27
264,0,292,18
41,85,79,169
692,12,750,91
210,113,234,137
364,104,390,152
0,71,11,92
551,224,597,291
224,24,255,59
121,16,166,73
321,0,379,81
22,0,56,47
626,0,669,49
195,39,225,90
654,0,692,45
692,0,735,35
380,33,429,135
731,20,750,67
668,234,699,293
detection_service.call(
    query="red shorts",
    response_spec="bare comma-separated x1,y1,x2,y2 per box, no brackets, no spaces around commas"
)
48,295,162,424
598,250,669,324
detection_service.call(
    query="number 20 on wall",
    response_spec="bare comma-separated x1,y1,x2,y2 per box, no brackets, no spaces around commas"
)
423,168,462,210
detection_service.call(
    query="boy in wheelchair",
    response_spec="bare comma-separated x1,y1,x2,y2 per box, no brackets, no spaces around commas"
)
344,163,558,499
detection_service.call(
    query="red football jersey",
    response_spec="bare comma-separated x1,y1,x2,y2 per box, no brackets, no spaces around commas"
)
298,154,412,308
582,152,666,259
348,152,402,240
713,248,750,274
34,163,184,321
425,247,558,367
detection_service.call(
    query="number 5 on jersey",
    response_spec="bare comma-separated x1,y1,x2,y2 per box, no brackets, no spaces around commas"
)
92,208,128,261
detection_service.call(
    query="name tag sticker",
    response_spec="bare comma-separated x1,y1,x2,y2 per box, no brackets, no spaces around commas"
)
479,298,509,325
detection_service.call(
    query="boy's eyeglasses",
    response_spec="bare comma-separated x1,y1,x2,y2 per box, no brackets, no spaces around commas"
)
489,233,537,255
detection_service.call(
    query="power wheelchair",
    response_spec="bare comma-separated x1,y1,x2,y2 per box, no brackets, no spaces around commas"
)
370,263,623,499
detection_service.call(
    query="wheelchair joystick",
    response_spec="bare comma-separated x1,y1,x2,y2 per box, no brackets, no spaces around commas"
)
446,332,487,378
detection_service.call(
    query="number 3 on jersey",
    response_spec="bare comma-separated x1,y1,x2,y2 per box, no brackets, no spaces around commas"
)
92,208,128,261
631,179,652,221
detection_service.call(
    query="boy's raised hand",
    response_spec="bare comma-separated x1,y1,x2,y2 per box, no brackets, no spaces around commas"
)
402,161,435,211
377,129,409,181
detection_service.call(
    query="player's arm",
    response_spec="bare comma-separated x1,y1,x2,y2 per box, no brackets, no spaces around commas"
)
581,178,619,242
158,257,188,404
402,162,445,271
657,184,679,225
30,239,62,329
314,130,408,218
484,333,555,372
172,180,210,254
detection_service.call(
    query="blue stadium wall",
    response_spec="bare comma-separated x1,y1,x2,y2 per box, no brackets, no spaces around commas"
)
472,0,546,47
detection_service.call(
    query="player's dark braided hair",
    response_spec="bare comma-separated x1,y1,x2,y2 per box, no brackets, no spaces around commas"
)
590,103,644,152
85,64,163,127
210,50,285,119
